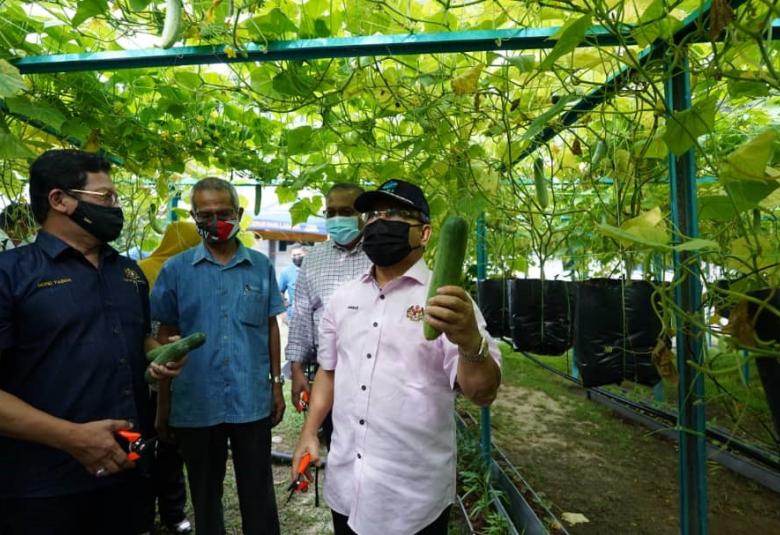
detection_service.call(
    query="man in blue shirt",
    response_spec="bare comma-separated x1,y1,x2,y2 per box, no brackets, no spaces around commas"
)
152,177,285,535
278,243,305,322
0,150,183,535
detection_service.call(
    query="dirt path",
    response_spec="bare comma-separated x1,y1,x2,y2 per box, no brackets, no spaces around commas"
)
486,353,780,534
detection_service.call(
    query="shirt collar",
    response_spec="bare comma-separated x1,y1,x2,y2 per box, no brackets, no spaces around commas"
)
192,240,254,267
330,239,364,256
36,230,118,260
360,257,429,286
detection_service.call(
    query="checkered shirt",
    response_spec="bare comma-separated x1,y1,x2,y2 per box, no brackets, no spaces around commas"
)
285,240,372,363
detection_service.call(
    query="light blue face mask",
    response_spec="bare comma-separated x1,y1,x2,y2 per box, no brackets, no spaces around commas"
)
326,216,360,245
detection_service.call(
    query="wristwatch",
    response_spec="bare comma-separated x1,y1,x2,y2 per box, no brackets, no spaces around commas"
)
271,375,285,385
459,335,490,363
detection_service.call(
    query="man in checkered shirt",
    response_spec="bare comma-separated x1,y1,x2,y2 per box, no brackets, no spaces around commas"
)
286,183,371,446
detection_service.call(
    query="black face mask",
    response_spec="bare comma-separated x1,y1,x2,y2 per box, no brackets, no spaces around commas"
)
70,201,124,243
362,219,421,267
292,256,304,267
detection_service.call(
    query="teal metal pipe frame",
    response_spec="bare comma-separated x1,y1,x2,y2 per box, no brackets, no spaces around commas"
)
665,55,708,535
475,214,491,465
12,26,628,75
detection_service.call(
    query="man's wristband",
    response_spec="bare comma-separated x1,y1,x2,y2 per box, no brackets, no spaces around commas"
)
458,335,490,363
271,375,285,385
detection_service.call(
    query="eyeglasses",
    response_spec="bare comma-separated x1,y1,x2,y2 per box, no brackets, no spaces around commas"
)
67,189,121,207
192,210,238,223
361,208,428,224
324,207,358,218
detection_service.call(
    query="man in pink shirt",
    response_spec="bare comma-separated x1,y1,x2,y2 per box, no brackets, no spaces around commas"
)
292,179,502,535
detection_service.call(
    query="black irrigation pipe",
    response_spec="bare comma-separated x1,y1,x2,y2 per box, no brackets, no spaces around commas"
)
505,341,780,492
456,411,569,535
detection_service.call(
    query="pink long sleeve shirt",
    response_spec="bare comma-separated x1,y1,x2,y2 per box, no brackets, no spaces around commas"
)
317,258,501,535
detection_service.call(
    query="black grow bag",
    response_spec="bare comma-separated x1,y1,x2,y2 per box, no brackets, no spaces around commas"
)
745,289,780,445
507,279,573,356
574,279,663,388
476,279,511,338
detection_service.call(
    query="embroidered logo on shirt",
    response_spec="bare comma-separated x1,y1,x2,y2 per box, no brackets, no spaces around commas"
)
347,305,359,310
406,305,425,322
123,268,147,289
37,277,73,288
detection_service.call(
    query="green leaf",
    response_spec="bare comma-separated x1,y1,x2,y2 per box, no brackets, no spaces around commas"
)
672,239,720,252
128,0,153,10
285,126,313,155
720,129,778,182
631,0,677,47
276,186,298,204
247,8,298,38
699,196,738,221
506,55,535,73
0,132,35,159
174,72,202,91
0,60,25,98
540,15,592,70
662,95,717,156
519,94,579,142
5,97,66,130
72,0,108,27
272,69,318,97
60,118,91,141
289,197,318,226
724,180,778,209
597,223,672,251
727,79,770,98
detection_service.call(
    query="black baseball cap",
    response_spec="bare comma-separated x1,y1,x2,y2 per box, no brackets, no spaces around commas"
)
354,179,430,221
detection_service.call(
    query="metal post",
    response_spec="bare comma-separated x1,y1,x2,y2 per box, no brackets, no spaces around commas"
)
652,254,667,402
168,191,180,222
665,52,708,535
476,214,491,465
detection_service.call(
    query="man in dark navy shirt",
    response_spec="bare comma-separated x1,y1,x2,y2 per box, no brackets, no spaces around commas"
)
0,150,184,535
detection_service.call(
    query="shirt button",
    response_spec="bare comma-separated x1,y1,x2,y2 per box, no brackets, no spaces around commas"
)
123,388,132,396
373,322,378,327
357,453,362,459
359,419,365,425
113,327,120,335
119,358,127,365
366,353,372,359
361,385,366,391
379,295,385,300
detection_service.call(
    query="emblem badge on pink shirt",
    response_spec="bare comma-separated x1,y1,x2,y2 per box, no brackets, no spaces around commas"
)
406,305,425,321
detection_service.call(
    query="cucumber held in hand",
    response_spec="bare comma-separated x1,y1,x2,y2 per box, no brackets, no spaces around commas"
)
144,332,206,383
423,215,469,341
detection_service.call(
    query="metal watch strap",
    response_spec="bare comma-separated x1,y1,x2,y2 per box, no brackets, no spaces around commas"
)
271,375,285,384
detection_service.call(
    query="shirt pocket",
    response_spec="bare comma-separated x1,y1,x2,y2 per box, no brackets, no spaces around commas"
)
239,285,266,326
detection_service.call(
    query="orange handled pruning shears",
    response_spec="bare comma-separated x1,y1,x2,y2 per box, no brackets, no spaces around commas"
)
116,430,155,462
285,452,312,504
296,390,310,413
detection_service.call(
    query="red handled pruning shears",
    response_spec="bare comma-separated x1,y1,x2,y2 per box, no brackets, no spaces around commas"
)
296,390,310,413
285,452,312,504
116,430,155,462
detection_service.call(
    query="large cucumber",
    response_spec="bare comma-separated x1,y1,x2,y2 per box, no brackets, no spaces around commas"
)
160,0,182,49
591,140,607,167
144,332,206,383
423,216,470,341
533,157,549,209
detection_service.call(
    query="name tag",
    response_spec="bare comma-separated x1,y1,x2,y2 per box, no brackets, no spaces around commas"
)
37,277,73,288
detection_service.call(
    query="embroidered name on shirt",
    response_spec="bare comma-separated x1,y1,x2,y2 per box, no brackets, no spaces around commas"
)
37,277,73,288
347,305,359,310
406,305,425,321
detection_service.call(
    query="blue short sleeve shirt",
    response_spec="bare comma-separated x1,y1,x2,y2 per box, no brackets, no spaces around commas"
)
151,242,285,427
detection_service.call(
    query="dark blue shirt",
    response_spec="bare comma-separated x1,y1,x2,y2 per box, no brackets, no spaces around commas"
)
151,242,284,427
0,231,152,498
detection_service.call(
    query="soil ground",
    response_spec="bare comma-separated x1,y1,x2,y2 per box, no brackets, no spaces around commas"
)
459,346,780,535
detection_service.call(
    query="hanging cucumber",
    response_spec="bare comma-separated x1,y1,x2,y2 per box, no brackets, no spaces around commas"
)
591,140,607,168
144,332,206,383
533,157,549,209
160,0,183,49
254,185,262,216
148,203,165,234
423,215,470,341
